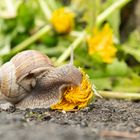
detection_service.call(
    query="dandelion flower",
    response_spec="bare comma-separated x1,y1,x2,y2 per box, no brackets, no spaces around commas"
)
87,24,117,63
51,69,94,111
51,8,75,34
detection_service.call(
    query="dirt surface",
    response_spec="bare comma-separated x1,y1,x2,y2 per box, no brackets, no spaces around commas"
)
0,98,140,140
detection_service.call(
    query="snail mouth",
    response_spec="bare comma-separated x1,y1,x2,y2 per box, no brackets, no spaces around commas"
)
58,83,76,99
51,69,94,111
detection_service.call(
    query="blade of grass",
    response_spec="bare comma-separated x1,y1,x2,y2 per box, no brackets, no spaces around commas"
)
3,25,51,58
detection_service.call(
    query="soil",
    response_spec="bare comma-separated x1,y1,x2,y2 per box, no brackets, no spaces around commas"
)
0,98,140,140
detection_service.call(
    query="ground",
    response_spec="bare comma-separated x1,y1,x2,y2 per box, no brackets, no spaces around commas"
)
0,98,140,140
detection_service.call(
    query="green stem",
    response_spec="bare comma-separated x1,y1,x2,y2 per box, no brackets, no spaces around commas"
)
10,25,51,55
56,31,86,65
38,0,52,21
47,0,58,10
70,31,82,37
99,91,140,101
96,0,131,26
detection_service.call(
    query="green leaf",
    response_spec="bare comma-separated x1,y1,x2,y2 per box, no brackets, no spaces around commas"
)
91,78,112,90
0,35,11,55
123,30,140,62
106,59,129,76
112,74,140,92
71,0,102,33
107,9,120,40
39,32,58,47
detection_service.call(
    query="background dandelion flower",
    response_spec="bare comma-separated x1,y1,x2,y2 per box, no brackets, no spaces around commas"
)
87,24,117,63
51,8,75,34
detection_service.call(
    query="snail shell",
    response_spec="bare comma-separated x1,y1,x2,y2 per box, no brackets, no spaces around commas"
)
0,50,82,109
0,50,53,103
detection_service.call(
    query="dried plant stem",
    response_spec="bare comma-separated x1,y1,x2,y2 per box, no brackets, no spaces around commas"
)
99,91,140,101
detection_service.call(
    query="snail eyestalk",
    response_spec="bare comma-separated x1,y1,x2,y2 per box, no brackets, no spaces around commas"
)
56,31,86,65
70,45,74,65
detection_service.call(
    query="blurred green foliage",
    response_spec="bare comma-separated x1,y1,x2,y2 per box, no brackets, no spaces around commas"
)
0,0,140,92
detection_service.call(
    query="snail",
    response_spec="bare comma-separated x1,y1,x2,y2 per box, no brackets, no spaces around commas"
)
0,50,82,110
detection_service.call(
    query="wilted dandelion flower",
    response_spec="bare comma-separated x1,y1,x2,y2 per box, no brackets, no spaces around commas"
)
87,24,117,63
51,8,75,34
51,69,94,111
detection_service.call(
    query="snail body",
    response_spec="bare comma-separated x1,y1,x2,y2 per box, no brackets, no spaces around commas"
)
0,50,82,110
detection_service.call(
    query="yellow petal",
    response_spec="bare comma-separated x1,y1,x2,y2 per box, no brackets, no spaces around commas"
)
51,7,75,33
87,23,117,63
